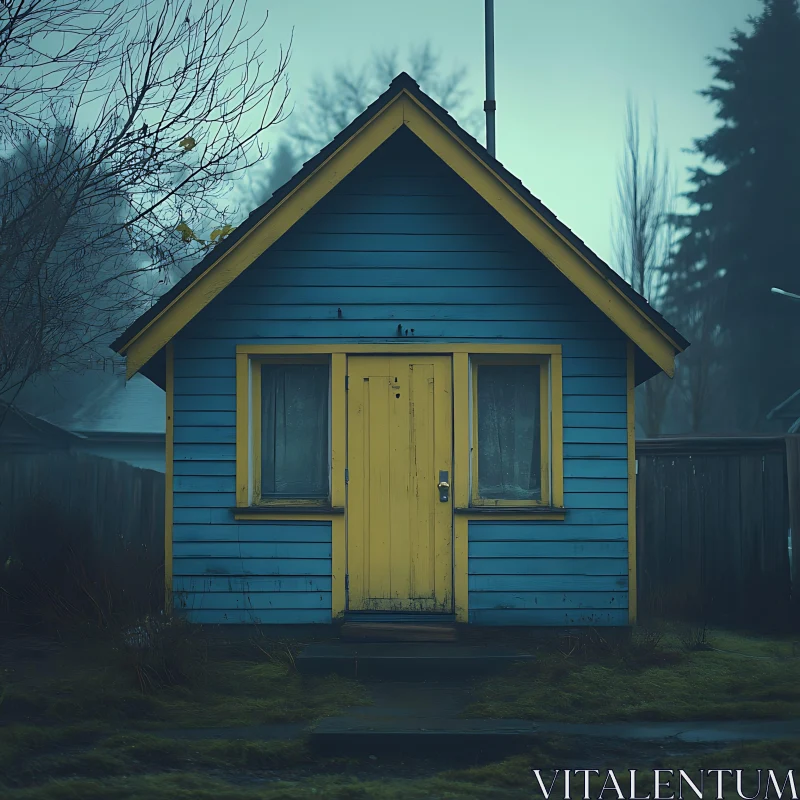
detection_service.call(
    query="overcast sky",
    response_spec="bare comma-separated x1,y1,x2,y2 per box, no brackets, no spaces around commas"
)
249,0,761,266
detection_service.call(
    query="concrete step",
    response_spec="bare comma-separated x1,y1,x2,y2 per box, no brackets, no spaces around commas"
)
296,642,535,680
340,622,457,643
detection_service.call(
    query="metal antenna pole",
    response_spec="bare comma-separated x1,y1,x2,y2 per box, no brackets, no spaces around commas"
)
484,0,496,156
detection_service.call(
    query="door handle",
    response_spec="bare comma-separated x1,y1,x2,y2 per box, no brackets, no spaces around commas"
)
438,470,450,503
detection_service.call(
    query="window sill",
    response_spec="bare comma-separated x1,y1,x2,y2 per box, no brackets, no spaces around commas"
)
455,506,566,519
233,505,344,518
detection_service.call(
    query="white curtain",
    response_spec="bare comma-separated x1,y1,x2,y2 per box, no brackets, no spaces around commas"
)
477,364,541,500
261,364,329,498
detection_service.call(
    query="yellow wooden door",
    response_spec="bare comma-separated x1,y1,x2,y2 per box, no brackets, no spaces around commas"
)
346,355,453,612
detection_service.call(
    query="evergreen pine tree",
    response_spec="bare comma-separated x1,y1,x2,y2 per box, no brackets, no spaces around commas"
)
665,0,800,431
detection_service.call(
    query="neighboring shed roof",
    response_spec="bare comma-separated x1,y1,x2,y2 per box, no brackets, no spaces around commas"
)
53,373,165,436
112,72,689,387
12,368,164,437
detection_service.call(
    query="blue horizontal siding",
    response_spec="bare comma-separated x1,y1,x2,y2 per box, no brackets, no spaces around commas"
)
207,304,604,323
177,592,330,610
174,475,234,492
225,251,551,270
563,395,626,413
293,212,510,235
468,511,629,625
557,509,627,524
469,575,628,592
173,541,331,559
563,412,627,428
171,128,630,627
172,519,333,623
563,460,627,478
174,576,332,593
469,558,627,576
174,508,240,524
184,320,619,341
312,194,487,214
469,541,627,559
469,523,627,541
222,285,580,305
469,591,627,610
174,378,234,395
173,394,236,412
174,444,235,461
173,492,235,508
173,427,235,444
469,609,629,626
564,443,627,459
177,338,625,359
201,267,560,288
562,493,627,509
173,558,332,576
182,609,331,624
173,461,236,476
173,523,332,542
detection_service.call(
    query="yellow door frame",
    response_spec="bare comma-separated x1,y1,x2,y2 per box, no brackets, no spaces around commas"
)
234,343,564,622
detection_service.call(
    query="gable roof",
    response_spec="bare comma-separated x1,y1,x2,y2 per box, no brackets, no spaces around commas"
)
112,72,689,386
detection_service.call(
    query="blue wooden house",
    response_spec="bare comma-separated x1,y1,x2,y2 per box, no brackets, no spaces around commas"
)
112,73,688,627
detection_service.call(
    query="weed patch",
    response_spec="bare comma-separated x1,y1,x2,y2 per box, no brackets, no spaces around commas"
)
466,627,800,722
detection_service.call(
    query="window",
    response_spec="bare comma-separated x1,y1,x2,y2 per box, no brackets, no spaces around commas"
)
252,359,330,505
471,357,551,507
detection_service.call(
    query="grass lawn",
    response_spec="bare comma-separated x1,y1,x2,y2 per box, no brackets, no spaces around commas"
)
2,622,799,797
465,625,800,722
0,623,367,794
1,732,799,799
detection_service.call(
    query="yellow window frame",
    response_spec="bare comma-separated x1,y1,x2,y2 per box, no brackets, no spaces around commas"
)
248,354,332,508
470,354,561,509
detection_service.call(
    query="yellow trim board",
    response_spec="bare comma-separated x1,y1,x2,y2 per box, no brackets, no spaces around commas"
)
627,340,638,625
235,353,250,507
454,516,469,622
118,88,681,379
237,344,562,355
164,342,174,611
233,512,342,521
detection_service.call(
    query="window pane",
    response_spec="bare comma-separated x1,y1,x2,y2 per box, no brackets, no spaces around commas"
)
477,364,542,501
261,364,329,499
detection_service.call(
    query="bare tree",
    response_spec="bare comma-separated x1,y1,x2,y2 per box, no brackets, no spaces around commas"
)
238,42,478,212
613,97,676,437
290,42,480,158
0,0,292,400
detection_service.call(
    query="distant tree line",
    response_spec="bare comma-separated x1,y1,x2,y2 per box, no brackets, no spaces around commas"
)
618,0,800,435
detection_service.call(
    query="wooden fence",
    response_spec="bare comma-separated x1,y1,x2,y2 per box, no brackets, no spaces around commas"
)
636,436,795,629
0,451,164,554
0,452,165,622
2,443,796,629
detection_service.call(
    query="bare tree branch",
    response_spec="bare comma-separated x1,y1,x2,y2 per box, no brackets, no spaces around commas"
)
613,97,676,436
0,0,292,398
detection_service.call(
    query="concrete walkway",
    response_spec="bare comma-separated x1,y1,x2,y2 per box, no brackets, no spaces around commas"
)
153,682,800,757
309,682,800,756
